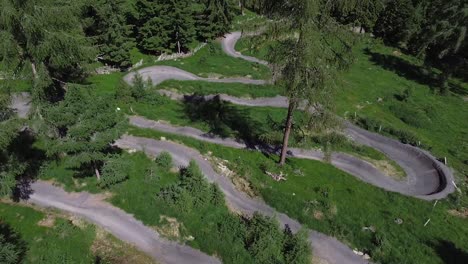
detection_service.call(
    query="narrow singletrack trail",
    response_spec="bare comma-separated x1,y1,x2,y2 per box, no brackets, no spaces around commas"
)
221,31,269,65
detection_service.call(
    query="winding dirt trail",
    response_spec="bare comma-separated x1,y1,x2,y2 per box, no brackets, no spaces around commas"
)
115,135,369,264
125,32,454,200
12,31,456,264
136,88,454,200
118,31,456,263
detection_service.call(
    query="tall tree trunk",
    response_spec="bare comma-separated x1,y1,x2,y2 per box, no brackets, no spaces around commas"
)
279,100,296,165
31,62,38,79
94,164,101,180
176,31,181,54
239,0,245,15
439,69,452,95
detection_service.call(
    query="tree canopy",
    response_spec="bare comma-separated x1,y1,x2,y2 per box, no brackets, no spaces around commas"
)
82,0,134,68
259,0,355,165
0,0,93,103
42,85,124,180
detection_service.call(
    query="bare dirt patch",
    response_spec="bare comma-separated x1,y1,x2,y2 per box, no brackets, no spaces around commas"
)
92,228,155,264
361,157,405,180
208,154,257,198
448,208,468,219
154,215,188,241
37,214,56,227
313,210,324,220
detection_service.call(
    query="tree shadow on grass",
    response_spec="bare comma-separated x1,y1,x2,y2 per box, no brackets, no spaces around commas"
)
364,48,467,96
182,94,266,148
429,240,468,264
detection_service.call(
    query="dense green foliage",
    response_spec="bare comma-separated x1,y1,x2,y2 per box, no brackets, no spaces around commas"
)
42,85,124,180
374,0,415,46
0,222,25,264
82,0,134,68
372,0,468,91
0,0,93,103
0,91,38,199
135,0,233,54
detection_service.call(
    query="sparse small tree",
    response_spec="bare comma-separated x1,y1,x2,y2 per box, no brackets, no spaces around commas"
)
265,0,354,165
99,155,130,188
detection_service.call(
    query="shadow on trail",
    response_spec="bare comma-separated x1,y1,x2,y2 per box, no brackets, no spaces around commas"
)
364,48,467,96
182,94,268,148
429,240,468,264
7,130,46,201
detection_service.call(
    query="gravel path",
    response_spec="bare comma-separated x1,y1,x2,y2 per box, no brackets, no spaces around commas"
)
115,135,370,264
10,92,31,118
134,88,454,200
28,181,221,264
124,65,266,86
221,32,269,65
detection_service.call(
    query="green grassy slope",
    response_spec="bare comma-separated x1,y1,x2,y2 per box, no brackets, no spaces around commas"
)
0,203,96,263
128,126,468,264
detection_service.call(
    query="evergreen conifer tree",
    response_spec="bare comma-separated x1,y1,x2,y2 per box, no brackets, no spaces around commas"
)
0,0,93,103
82,0,134,68
200,0,233,39
42,85,124,180
136,0,197,54
374,0,415,46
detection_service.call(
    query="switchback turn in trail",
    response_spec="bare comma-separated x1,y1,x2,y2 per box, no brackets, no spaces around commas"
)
125,32,454,200
117,31,455,263
14,31,456,264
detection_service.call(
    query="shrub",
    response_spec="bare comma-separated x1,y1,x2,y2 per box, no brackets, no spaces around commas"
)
99,155,130,188
389,102,431,128
131,73,146,100
155,152,172,170
114,80,134,103
353,114,422,146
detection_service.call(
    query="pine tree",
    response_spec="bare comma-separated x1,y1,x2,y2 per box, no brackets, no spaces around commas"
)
136,0,197,54
374,0,415,46
0,223,25,264
331,0,384,32
409,0,467,93
42,85,124,180
82,0,134,68
200,0,233,39
0,90,24,198
265,0,354,165
0,0,93,103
